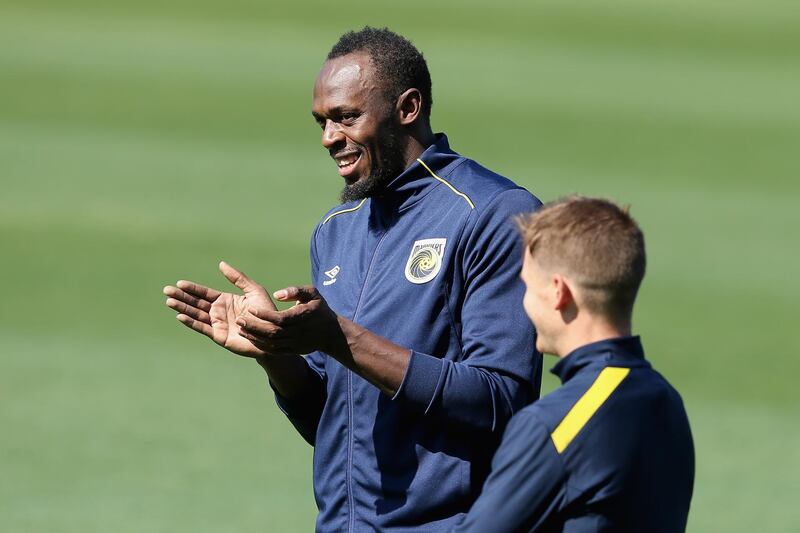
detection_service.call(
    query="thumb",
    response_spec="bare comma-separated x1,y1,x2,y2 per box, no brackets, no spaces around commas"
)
219,261,267,295
273,285,320,303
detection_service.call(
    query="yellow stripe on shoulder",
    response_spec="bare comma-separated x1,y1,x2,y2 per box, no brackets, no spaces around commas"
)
551,367,630,454
322,198,367,225
417,158,475,209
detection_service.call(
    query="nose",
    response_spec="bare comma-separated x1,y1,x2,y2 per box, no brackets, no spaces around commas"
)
321,119,345,149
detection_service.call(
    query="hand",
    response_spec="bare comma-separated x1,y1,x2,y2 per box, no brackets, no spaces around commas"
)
164,261,277,358
236,286,346,357
238,285,409,395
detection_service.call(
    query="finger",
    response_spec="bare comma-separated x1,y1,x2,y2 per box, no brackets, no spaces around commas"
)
273,285,319,303
175,280,222,302
176,313,214,338
219,261,268,296
163,286,213,312
249,303,313,327
246,306,288,325
166,297,211,324
238,328,294,355
236,315,283,338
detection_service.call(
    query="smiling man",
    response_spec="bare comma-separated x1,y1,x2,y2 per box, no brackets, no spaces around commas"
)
164,27,542,531
313,46,410,203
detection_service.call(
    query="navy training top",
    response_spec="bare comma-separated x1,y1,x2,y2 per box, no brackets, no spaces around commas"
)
274,134,544,531
454,336,695,532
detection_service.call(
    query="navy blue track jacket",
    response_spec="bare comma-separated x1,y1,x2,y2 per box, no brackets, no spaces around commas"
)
273,134,543,531
454,336,695,532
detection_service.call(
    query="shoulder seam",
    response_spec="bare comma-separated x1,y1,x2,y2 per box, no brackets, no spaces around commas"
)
322,198,367,225
417,158,475,209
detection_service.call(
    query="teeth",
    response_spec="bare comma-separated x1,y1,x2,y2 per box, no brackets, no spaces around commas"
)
336,153,359,167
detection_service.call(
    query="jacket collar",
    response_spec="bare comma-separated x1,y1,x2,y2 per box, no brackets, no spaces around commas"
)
551,335,650,384
372,133,461,214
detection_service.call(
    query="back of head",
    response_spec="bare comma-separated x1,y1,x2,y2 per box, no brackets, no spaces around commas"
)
518,196,646,324
328,26,433,120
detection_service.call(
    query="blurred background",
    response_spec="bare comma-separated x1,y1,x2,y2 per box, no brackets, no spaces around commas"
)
1,0,798,531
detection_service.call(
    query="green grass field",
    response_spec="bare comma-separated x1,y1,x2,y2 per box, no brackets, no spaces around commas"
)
2,1,799,531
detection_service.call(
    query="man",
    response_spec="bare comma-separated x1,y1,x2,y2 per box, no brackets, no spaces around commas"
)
454,197,695,532
164,27,542,531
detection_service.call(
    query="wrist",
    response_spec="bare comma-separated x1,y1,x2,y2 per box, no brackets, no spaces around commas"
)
319,314,351,359
256,354,290,372
255,355,272,371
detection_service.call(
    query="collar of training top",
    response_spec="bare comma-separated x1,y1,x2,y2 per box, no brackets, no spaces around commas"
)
375,133,462,213
551,335,650,383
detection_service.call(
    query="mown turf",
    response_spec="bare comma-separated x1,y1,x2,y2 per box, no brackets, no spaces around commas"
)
1,1,799,531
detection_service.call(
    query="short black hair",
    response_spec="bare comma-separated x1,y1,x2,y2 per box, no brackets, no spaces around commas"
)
328,27,433,120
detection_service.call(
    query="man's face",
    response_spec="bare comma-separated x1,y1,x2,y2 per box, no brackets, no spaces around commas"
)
521,251,557,355
312,52,406,202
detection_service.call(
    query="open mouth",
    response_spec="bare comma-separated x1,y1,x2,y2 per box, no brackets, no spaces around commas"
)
334,151,362,177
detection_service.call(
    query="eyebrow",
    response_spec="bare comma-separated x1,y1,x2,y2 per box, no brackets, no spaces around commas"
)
312,106,359,120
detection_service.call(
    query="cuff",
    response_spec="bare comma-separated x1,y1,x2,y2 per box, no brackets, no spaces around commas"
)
392,350,447,413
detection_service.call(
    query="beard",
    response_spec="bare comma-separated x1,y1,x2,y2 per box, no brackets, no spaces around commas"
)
340,126,406,204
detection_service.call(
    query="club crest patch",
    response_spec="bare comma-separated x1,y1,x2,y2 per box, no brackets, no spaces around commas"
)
405,238,447,284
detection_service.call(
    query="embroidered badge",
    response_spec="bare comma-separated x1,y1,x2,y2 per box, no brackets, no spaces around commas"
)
405,239,447,284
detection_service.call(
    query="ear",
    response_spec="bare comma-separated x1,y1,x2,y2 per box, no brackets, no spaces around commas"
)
395,88,423,126
552,274,575,312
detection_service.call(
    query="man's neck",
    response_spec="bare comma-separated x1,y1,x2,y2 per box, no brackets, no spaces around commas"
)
401,127,436,170
554,317,631,359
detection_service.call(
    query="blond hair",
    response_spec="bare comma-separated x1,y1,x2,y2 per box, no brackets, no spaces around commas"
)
517,196,646,322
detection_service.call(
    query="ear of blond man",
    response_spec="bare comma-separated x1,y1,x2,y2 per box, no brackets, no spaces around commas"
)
522,251,632,359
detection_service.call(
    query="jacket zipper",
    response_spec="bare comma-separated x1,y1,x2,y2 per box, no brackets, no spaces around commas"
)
346,228,390,532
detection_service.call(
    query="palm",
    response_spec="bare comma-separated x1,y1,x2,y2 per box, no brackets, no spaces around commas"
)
164,261,277,358
208,291,270,355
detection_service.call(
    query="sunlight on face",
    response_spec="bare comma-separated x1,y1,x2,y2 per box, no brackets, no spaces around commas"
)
521,251,555,355
311,52,405,202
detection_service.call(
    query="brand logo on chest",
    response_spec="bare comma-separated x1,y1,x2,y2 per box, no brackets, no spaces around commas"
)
405,238,447,284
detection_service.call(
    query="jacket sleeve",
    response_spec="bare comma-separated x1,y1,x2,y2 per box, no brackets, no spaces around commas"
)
270,225,328,445
453,411,564,532
393,189,542,432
